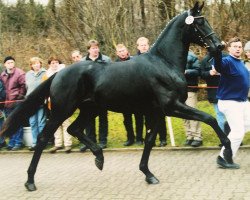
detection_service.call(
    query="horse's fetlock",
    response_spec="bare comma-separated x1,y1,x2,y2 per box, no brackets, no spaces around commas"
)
139,164,148,172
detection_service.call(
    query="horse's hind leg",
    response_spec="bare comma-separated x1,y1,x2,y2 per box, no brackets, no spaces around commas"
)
139,111,161,184
25,119,62,191
67,109,104,170
171,101,234,165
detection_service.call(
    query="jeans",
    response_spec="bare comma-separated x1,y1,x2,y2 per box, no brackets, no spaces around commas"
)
4,107,23,148
29,107,46,147
213,103,226,132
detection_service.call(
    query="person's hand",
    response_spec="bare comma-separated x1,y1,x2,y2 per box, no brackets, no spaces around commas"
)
210,69,218,76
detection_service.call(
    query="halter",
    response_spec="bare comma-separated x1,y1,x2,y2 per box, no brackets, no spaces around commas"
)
186,10,215,48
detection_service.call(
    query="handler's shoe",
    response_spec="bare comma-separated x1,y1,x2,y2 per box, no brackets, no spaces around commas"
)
49,146,63,153
217,156,240,169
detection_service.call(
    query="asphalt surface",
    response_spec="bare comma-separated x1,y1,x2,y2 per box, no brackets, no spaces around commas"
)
0,147,250,200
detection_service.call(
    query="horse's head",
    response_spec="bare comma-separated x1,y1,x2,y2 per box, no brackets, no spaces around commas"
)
183,2,224,53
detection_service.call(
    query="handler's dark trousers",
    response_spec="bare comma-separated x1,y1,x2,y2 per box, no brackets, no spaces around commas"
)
123,113,143,142
86,109,108,145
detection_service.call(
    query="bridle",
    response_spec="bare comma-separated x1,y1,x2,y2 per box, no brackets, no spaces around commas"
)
186,10,215,48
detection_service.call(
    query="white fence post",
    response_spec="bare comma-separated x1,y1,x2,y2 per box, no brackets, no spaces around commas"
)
167,117,175,146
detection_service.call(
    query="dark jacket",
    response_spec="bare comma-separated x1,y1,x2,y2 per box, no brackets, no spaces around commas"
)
83,53,111,63
200,53,227,103
185,51,200,92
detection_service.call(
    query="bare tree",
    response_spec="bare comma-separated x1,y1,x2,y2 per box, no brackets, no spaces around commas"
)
0,0,249,67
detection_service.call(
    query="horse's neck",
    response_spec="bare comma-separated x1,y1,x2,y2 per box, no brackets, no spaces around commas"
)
150,13,189,71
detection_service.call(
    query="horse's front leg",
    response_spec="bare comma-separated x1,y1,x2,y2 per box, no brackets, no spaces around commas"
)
139,113,160,184
25,121,59,191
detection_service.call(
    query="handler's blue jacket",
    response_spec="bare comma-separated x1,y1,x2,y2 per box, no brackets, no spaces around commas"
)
215,55,249,102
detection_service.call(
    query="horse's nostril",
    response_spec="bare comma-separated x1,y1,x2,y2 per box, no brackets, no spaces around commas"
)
217,44,225,51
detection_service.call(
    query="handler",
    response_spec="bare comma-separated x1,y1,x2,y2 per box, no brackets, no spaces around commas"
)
214,37,250,169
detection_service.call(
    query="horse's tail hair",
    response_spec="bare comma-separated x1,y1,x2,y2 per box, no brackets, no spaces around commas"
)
0,74,56,138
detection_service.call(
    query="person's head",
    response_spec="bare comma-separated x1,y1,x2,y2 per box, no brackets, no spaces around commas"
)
136,37,149,54
87,39,100,58
29,57,43,72
116,43,130,60
48,56,62,71
71,50,82,63
227,37,243,59
244,41,250,60
3,56,15,74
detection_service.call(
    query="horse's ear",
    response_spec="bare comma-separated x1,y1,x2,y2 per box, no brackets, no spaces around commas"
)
191,1,204,15
199,2,204,10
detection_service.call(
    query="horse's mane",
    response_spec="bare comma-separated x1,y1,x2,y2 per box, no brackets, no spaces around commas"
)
150,10,188,50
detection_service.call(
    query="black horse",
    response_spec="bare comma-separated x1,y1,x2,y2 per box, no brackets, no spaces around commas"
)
0,2,233,191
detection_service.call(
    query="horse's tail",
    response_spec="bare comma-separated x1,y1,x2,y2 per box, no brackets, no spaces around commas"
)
0,74,56,138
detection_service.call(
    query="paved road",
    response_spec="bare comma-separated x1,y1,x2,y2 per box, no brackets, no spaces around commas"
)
0,148,250,200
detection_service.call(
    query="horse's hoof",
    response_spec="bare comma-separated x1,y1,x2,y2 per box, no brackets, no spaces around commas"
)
25,182,37,191
145,176,160,184
95,157,104,170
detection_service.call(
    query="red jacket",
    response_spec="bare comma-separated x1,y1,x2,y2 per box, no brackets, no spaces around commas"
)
1,67,26,108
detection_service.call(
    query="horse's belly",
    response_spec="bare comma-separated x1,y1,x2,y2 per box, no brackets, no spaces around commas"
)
99,94,155,114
